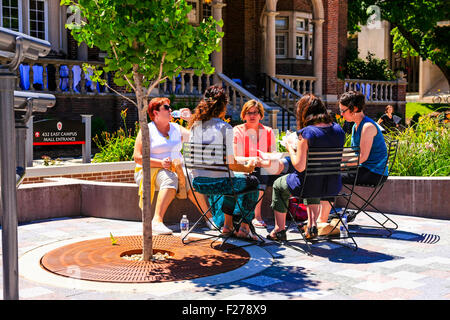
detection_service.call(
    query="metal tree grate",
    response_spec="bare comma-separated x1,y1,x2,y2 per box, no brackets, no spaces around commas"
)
40,235,250,283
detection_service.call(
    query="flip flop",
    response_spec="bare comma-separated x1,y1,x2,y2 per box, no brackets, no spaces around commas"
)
252,219,267,229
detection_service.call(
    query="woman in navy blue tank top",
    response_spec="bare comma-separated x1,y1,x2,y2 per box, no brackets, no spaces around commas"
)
268,95,345,241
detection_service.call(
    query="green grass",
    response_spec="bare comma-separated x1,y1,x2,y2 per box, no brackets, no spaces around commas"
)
406,102,449,120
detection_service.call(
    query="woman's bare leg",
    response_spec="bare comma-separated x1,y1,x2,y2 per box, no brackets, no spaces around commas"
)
153,188,177,223
317,201,332,223
187,190,210,217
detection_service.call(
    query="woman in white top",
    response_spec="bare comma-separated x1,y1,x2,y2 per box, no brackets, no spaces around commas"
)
133,97,208,235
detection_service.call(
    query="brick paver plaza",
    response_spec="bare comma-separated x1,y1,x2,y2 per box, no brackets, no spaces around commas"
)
1,212,449,301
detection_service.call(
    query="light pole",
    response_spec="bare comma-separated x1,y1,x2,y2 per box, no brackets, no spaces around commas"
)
0,27,53,300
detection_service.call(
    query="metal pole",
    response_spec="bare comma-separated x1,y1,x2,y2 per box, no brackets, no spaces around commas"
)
0,65,19,300
25,116,33,167
81,115,92,163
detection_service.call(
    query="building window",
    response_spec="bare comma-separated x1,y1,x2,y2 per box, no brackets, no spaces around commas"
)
296,35,306,59
277,12,314,61
276,34,287,58
1,0,22,32
296,18,305,31
187,0,199,24
276,17,289,58
29,0,47,40
308,34,313,60
276,17,288,30
202,1,211,19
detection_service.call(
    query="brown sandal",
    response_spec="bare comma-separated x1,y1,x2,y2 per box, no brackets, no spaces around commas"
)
221,226,234,237
235,227,259,241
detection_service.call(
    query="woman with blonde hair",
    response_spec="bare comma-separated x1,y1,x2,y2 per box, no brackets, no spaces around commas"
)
233,99,293,228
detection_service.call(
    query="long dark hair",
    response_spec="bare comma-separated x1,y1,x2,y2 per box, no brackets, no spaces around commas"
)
296,94,333,129
188,85,229,129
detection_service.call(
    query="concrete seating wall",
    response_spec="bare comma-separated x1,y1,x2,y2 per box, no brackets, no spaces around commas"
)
15,176,450,225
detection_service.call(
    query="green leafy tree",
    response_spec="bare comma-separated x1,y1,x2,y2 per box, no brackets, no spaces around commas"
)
62,0,223,260
348,0,450,85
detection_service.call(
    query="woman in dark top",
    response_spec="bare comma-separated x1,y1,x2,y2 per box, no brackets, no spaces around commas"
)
377,105,399,131
267,94,345,241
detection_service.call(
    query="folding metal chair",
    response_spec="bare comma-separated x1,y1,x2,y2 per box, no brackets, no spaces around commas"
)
281,146,361,255
342,139,399,236
182,142,265,250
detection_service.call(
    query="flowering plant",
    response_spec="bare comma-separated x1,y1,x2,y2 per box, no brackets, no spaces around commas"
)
385,114,449,176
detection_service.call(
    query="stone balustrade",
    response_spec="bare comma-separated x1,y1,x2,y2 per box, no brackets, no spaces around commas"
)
0,57,110,95
158,69,215,96
343,78,400,103
275,74,317,96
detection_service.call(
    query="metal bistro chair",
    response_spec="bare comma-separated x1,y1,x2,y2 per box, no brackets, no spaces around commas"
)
342,139,399,237
283,146,361,255
182,142,265,250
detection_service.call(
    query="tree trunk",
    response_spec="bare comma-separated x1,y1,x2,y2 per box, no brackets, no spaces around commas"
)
139,107,153,261
133,69,153,261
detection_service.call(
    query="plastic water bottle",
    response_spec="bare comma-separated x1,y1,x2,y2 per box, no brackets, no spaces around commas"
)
180,109,191,119
171,110,181,118
171,109,191,119
340,213,349,243
180,215,189,240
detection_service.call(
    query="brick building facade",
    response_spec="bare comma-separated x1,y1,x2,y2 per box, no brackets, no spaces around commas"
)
5,0,406,137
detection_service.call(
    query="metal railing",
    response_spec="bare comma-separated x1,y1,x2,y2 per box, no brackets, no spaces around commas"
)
263,74,300,131
217,73,278,128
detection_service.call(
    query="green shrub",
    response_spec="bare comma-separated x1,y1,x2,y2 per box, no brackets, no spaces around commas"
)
345,52,396,81
92,109,139,163
276,131,287,153
385,114,450,176
91,116,108,142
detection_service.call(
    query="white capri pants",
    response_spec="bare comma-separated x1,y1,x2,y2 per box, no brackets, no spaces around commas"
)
134,168,191,192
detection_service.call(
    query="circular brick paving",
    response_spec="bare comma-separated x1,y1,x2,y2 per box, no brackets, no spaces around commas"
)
40,235,250,283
